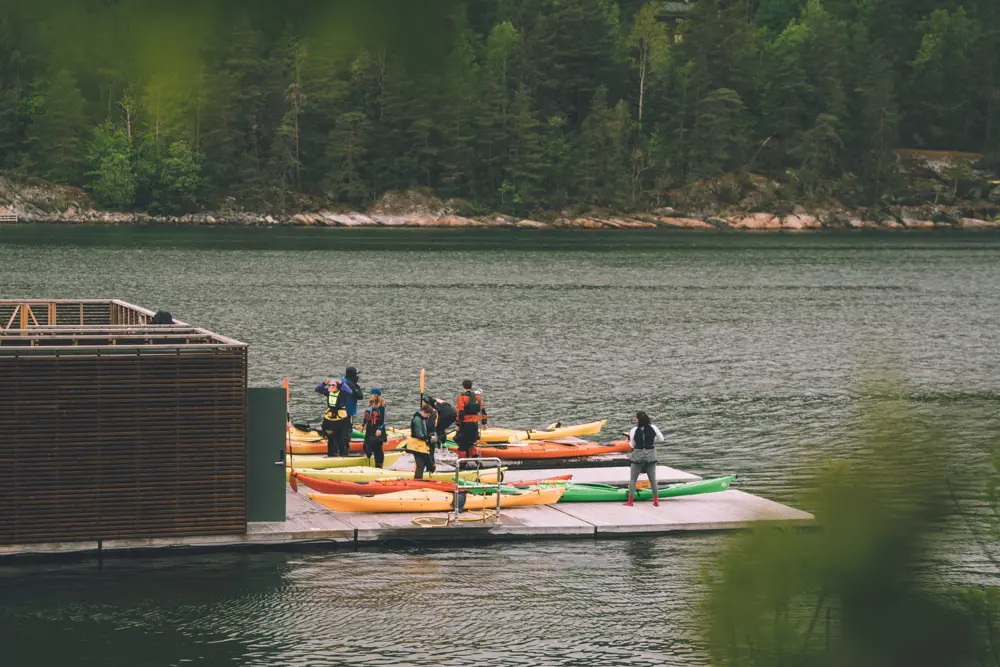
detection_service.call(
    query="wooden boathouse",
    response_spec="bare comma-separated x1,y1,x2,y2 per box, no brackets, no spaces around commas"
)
0,299,250,546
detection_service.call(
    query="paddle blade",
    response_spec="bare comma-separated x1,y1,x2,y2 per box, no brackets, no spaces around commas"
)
289,471,298,493
419,368,426,394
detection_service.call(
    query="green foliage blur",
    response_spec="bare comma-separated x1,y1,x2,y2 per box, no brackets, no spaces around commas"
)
701,382,1000,667
0,0,997,214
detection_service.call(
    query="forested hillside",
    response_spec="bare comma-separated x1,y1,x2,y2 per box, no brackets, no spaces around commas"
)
0,0,997,217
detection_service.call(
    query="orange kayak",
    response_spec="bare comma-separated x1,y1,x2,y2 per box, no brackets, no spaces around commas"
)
469,439,631,460
309,487,565,513
287,435,404,455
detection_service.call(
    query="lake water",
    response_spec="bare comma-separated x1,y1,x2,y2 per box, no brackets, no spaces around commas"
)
1,226,998,666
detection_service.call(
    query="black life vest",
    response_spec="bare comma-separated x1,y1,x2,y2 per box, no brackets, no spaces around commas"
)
634,424,656,449
463,391,481,415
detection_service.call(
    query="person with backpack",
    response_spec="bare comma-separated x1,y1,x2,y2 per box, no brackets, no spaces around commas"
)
407,403,436,479
454,379,484,456
624,411,665,507
314,379,350,457
361,388,388,468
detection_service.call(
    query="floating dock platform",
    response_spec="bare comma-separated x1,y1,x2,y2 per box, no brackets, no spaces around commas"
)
0,466,813,559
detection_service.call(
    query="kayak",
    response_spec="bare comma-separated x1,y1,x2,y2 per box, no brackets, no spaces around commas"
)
285,451,403,469
553,475,737,502
308,486,565,513
298,472,575,496
288,425,364,441
478,420,608,444
470,438,630,460
294,475,456,495
285,466,499,483
287,436,405,455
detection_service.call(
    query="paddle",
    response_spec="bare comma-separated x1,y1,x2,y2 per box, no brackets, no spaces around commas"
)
285,378,298,493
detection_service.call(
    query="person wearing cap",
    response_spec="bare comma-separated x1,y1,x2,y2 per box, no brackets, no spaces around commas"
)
407,403,436,479
314,378,350,457
454,379,484,457
336,366,364,457
361,388,388,468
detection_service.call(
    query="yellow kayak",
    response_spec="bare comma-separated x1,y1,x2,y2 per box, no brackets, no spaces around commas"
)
286,466,500,483
308,486,564,513
285,451,403,469
478,419,608,444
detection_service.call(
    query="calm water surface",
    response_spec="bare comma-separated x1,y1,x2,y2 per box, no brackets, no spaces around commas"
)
1,226,999,666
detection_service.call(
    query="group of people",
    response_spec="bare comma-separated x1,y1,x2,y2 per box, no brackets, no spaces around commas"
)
314,367,664,499
315,370,488,479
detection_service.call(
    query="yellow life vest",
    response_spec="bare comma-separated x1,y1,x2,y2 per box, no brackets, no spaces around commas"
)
325,390,348,421
405,437,430,454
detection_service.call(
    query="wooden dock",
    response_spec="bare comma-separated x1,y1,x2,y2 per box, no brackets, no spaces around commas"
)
0,466,813,560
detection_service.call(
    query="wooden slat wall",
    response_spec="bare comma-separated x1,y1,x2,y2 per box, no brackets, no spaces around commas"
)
0,348,248,544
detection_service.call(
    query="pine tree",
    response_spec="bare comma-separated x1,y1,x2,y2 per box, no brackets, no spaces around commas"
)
905,8,980,150
523,0,623,122
689,88,749,179
576,86,630,204
326,110,371,204
502,85,544,211
26,70,88,184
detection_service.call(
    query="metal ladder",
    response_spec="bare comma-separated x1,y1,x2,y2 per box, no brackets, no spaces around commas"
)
453,456,503,520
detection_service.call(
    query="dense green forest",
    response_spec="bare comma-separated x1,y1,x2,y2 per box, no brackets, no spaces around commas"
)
0,0,997,215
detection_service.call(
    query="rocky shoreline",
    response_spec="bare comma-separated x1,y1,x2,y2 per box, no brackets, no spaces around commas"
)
2,167,999,231
4,207,999,231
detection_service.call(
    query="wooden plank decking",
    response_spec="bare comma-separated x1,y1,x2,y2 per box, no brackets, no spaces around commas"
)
0,466,814,560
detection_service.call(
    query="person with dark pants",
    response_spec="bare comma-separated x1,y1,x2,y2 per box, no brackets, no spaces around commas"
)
314,379,350,457
454,380,484,457
422,400,439,469
338,366,364,458
361,388,387,467
624,411,665,507
423,395,457,450
407,404,436,479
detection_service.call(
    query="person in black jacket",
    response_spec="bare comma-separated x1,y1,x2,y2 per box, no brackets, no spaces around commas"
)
422,394,457,459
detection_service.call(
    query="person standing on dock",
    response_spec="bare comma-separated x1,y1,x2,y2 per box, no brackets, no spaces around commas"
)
454,380,484,457
337,366,364,456
422,394,457,458
625,411,664,507
407,403,436,479
315,379,350,457
361,388,388,468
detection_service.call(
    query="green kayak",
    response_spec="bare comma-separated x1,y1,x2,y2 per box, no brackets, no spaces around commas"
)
554,475,737,502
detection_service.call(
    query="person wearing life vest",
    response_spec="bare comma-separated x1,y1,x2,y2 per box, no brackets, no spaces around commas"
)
315,379,350,457
454,379,484,456
361,388,388,468
421,400,440,468
422,394,457,458
406,403,436,479
335,366,363,457
624,411,665,507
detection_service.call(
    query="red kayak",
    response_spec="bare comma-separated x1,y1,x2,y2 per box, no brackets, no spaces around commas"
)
469,439,631,460
295,475,456,495
295,473,576,496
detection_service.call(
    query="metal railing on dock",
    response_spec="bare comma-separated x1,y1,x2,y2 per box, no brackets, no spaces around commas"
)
0,212,17,222
455,457,503,519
